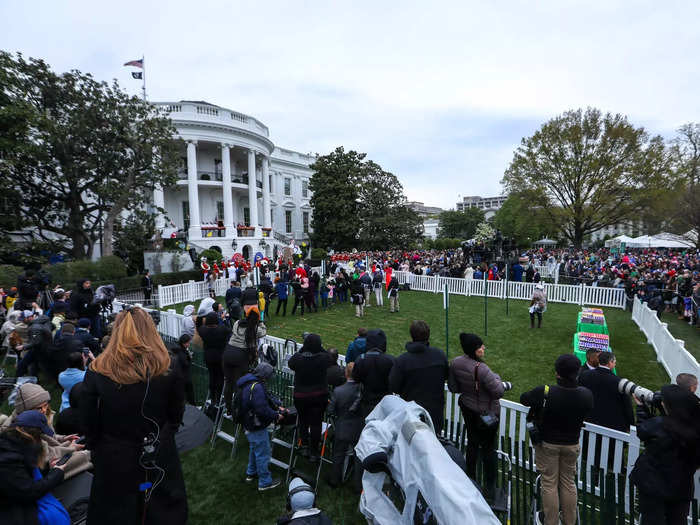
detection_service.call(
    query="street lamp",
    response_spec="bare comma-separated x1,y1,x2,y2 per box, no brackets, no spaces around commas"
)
231,239,238,251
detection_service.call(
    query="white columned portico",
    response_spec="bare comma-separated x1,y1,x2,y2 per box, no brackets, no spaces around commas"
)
262,157,271,229
186,140,200,238
247,149,259,235
221,143,234,234
152,185,165,230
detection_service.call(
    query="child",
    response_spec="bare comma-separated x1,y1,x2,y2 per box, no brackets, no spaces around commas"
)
274,278,288,316
320,277,329,309
350,278,365,318
258,291,266,321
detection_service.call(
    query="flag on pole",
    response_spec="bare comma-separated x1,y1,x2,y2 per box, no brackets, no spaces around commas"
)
131,72,143,79
124,59,144,68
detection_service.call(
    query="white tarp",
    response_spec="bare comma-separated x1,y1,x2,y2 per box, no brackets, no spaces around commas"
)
628,234,694,248
354,396,500,525
604,234,635,247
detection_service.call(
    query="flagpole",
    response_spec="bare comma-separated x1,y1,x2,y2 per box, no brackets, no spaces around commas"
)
142,54,147,101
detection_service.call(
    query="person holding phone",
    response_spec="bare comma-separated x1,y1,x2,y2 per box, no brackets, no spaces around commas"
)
0,410,71,525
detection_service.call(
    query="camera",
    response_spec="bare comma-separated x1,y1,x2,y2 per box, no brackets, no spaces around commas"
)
617,378,657,405
502,382,513,391
527,421,542,445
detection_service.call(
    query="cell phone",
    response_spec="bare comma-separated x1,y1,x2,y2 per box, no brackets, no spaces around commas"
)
82,349,90,356
75,436,87,445
55,452,73,466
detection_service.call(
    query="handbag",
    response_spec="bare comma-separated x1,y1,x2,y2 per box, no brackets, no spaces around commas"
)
474,363,499,430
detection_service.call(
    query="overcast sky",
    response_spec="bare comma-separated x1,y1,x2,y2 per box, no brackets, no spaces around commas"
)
2,1,698,209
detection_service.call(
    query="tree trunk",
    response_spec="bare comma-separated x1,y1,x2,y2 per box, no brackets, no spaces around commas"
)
101,206,122,258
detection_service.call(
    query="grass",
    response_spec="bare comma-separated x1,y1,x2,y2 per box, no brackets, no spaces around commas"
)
662,312,700,361
170,290,669,401
2,291,670,524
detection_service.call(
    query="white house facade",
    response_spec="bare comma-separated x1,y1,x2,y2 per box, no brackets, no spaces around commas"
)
153,101,315,261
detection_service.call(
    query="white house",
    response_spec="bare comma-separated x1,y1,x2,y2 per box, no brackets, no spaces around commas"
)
153,100,315,261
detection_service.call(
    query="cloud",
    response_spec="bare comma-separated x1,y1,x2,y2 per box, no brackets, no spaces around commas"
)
1,0,698,209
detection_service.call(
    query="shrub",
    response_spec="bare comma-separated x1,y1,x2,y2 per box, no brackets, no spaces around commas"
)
199,249,223,264
311,247,327,260
0,265,25,289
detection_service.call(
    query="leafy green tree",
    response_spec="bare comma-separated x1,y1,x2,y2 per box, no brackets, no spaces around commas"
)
670,123,700,247
113,210,156,274
492,191,551,247
502,108,669,248
309,147,363,250
437,208,484,239
0,52,179,259
310,147,421,250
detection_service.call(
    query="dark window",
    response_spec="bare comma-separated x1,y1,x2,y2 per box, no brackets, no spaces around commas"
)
182,201,190,230
284,178,291,196
285,210,292,233
244,207,250,226
302,180,308,198
303,212,309,233
216,201,224,221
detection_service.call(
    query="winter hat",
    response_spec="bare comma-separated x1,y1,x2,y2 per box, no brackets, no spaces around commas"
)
459,333,483,357
301,333,323,354
12,410,54,437
78,318,91,328
254,362,274,381
555,354,581,380
20,310,34,321
288,477,315,511
52,302,67,314
204,312,219,326
182,304,195,317
15,383,51,414
365,329,387,352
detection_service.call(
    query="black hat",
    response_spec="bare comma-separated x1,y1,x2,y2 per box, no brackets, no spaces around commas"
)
459,333,483,357
555,354,581,379
301,333,323,354
366,329,387,352
204,312,219,326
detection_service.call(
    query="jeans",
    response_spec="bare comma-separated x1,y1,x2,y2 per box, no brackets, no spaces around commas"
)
276,298,287,316
16,347,37,377
320,295,328,308
535,442,580,525
245,428,273,488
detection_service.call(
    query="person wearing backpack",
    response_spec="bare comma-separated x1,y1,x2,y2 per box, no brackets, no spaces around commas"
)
520,354,593,525
372,268,384,307
237,362,284,491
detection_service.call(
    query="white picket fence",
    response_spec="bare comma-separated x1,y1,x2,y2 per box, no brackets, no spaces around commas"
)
632,296,700,396
393,271,627,309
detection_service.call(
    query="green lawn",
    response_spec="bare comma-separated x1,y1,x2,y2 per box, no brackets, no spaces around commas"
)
172,290,669,401
663,313,700,361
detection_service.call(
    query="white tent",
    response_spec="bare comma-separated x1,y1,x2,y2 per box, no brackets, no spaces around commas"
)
628,234,694,249
604,234,635,247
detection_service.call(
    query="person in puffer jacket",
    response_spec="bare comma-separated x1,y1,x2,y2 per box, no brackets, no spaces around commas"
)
448,333,506,501
238,362,283,491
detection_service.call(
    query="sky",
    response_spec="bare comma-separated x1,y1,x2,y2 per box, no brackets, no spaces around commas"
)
2,0,699,209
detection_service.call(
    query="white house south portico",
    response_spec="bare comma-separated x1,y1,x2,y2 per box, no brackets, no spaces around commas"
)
153,101,314,261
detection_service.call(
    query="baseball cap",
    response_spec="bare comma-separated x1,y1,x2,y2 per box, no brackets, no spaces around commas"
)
12,410,54,436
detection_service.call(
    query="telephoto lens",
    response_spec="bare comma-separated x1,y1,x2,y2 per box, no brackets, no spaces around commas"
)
617,378,655,404
502,382,513,391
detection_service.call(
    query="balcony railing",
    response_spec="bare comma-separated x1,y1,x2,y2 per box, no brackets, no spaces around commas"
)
177,171,262,188
201,225,226,237
261,228,271,238
237,226,255,238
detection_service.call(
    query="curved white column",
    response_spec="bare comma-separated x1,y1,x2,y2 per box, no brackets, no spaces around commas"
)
221,143,234,234
247,149,259,235
262,157,271,229
152,185,165,230
186,140,200,238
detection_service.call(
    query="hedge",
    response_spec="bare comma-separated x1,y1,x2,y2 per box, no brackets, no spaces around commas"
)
0,257,202,291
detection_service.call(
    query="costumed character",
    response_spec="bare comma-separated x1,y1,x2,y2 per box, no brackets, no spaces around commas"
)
385,266,393,291
200,257,210,282
295,264,307,279
221,259,229,279
212,262,220,279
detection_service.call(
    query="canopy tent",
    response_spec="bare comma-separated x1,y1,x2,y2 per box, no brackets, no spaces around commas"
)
627,234,694,249
604,235,635,248
533,238,557,247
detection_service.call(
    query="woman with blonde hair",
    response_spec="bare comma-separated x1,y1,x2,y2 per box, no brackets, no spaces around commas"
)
81,306,186,525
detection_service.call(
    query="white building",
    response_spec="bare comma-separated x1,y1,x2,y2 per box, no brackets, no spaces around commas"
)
422,218,439,240
456,195,507,220
152,101,315,261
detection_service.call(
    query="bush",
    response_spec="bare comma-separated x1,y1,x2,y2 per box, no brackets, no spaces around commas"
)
0,265,25,289
199,249,223,264
311,248,327,260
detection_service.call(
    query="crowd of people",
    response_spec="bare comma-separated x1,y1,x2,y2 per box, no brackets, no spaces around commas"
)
0,252,698,524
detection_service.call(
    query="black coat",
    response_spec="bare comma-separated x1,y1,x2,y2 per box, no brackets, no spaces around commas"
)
388,341,448,430
288,350,334,394
326,364,346,388
352,350,395,409
81,368,187,525
0,433,65,525
328,380,363,442
578,367,634,432
197,323,232,366
631,410,700,500
70,282,96,318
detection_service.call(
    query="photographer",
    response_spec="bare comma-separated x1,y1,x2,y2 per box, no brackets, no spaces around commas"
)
16,269,41,312
630,384,700,525
238,362,284,491
520,355,593,525
447,333,506,501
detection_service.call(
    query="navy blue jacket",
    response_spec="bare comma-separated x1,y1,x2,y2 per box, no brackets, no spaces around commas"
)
345,337,366,363
237,373,280,431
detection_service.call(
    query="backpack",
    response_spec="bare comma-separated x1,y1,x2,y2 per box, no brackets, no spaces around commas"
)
233,381,259,426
